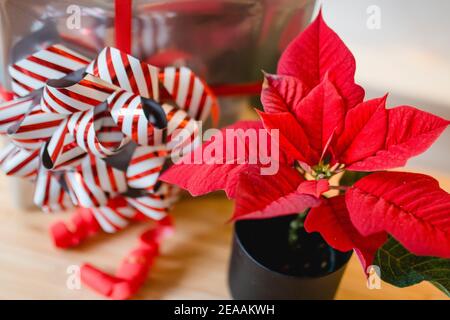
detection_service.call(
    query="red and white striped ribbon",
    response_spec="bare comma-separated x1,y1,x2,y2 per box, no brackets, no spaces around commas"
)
67,102,129,158
106,90,164,146
34,166,73,212
91,203,137,233
43,118,87,170
96,112,129,151
86,47,217,122
0,96,34,134
0,143,39,178
71,184,175,233
9,44,90,97
65,155,127,208
8,104,66,150
128,183,179,221
163,103,200,156
159,66,218,121
126,194,170,221
126,197,167,221
86,47,160,100
1,43,216,241
41,75,114,115
126,145,167,191
43,87,165,167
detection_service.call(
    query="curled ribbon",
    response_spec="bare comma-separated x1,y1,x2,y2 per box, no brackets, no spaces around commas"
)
0,44,218,299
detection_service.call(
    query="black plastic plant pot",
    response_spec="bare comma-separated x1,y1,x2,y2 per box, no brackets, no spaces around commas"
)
228,215,353,300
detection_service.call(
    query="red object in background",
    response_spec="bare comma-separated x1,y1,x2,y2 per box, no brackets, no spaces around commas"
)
81,216,173,300
50,208,100,249
115,0,132,54
0,85,14,101
115,0,275,99
209,82,263,97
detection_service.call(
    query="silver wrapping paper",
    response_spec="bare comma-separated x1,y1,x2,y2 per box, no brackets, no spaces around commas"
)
0,0,315,88
0,0,315,127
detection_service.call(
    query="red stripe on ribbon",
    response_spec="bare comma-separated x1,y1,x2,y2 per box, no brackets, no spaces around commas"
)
12,64,48,82
120,51,139,94
79,79,115,94
107,165,119,192
7,149,39,175
27,56,73,74
127,166,163,181
210,81,263,97
0,114,25,126
57,88,103,107
130,150,166,165
46,46,90,65
11,78,34,93
16,119,63,133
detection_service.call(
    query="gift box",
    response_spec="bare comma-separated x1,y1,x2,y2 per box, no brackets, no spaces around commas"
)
0,0,315,104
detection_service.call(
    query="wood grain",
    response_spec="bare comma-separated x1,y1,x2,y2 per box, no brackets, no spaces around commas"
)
0,169,448,300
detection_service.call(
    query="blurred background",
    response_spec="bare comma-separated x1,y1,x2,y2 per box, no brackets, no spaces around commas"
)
317,0,450,172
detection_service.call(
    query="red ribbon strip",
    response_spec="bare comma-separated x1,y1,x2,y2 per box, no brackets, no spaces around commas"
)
113,0,262,97
80,216,173,300
50,207,100,248
209,81,263,97
115,0,132,54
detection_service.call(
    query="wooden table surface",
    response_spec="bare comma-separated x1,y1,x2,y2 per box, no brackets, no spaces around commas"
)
0,169,449,300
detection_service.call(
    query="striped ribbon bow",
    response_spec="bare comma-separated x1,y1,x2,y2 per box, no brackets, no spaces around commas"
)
0,43,218,236
0,44,219,299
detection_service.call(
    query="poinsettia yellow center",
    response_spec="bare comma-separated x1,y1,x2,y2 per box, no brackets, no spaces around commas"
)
296,161,345,181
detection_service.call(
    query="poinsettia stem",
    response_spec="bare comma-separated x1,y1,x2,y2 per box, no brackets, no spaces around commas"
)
339,171,373,187
288,209,309,246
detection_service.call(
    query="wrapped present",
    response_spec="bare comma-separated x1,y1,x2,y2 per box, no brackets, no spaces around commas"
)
0,0,315,117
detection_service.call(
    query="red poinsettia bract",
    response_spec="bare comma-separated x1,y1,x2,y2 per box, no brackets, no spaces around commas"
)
161,12,450,269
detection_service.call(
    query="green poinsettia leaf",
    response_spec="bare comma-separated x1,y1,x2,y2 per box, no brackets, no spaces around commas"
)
339,170,372,187
431,281,450,297
374,237,450,297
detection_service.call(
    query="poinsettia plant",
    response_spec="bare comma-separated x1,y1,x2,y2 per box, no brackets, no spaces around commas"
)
162,12,450,295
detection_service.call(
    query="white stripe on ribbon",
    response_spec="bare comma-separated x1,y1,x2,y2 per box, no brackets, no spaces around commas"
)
8,44,90,97
34,166,73,212
86,47,160,100
126,195,168,220
127,145,167,191
0,143,39,178
44,119,86,170
8,104,66,150
107,90,160,146
160,66,217,121
0,96,34,133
